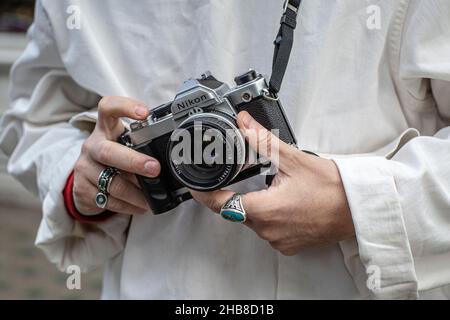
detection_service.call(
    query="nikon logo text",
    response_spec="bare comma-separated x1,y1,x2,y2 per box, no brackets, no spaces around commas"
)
176,95,208,110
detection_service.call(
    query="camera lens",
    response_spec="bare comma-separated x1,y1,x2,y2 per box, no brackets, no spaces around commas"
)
167,113,246,191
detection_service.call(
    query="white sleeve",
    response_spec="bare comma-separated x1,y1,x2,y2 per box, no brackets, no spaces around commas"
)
334,0,450,299
0,1,130,273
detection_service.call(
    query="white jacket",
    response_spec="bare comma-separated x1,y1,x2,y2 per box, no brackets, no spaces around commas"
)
1,0,450,299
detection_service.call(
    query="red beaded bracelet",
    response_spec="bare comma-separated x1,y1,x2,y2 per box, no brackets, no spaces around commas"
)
63,171,115,223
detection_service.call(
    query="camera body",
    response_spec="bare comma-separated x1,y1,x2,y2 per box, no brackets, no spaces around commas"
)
119,70,297,214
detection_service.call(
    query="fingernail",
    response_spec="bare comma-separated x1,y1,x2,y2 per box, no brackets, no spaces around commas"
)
144,161,159,176
241,112,257,130
135,105,148,117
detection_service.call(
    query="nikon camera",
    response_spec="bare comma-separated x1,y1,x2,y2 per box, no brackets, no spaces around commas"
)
119,70,297,214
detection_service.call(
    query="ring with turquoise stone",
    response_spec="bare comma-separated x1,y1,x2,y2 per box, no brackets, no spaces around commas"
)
97,167,118,194
95,192,108,209
95,167,119,209
220,193,247,223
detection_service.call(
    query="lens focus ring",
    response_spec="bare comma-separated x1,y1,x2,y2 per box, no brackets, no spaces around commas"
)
168,112,246,191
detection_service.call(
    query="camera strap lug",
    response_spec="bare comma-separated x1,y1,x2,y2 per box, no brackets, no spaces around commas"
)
261,88,279,101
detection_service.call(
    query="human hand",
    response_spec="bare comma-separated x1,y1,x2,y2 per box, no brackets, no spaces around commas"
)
73,96,160,216
191,111,355,256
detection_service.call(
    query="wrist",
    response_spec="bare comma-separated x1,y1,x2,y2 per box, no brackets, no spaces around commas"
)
297,153,355,241
308,155,355,241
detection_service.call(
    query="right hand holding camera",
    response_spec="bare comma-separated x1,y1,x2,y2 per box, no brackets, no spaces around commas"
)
73,96,161,216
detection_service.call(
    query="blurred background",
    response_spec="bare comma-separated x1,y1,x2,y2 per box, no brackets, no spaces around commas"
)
0,0,102,300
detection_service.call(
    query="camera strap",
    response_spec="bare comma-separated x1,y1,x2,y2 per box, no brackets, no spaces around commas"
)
269,0,302,94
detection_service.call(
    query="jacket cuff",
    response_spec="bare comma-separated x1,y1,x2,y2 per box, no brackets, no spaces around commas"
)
333,156,419,299
63,171,115,223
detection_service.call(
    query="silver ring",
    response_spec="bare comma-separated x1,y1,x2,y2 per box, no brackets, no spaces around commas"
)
95,167,119,209
220,193,247,223
97,167,119,193
106,169,120,193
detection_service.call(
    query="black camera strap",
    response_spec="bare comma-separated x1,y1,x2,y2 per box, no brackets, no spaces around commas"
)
269,0,302,94
269,0,320,160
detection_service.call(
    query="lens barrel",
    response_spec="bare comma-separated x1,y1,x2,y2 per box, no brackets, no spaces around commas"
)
168,113,246,191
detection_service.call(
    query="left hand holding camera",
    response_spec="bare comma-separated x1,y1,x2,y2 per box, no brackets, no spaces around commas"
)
191,111,356,256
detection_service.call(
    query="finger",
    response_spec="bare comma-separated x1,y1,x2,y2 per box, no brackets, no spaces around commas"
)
98,96,149,138
73,174,105,216
190,189,271,224
82,157,140,188
190,189,235,214
105,196,148,215
121,172,141,188
74,178,147,215
89,140,160,178
237,111,297,171
83,158,150,207
107,174,149,211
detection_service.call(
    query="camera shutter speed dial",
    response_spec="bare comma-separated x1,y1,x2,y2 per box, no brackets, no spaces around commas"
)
234,70,258,86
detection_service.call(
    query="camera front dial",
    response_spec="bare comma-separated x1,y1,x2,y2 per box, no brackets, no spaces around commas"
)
167,112,246,191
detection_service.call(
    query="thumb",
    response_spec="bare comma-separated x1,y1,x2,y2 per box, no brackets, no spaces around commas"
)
190,188,272,225
237,111,296,171
98,96,149,139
